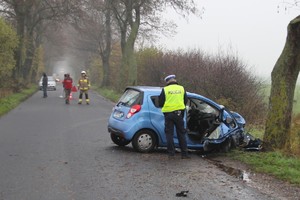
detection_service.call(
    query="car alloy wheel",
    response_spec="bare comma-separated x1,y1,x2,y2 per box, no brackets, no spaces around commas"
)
132,130,157,153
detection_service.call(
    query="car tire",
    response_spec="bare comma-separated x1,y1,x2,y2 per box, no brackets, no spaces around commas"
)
110,133,130,146
132,130,157,153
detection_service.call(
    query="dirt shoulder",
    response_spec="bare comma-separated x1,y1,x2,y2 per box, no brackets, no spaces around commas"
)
206,154,300,200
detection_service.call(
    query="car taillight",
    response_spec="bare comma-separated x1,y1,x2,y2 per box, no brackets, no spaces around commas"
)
126,105,141,118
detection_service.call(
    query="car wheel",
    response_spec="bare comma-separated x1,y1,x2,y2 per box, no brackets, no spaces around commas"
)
132,130,157,153
110,133,130,146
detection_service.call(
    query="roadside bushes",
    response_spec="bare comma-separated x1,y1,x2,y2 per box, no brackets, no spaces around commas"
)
136,47,267,125
0,17,18,97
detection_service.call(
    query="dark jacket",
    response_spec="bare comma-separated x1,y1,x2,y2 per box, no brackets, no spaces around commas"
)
42,74,48,87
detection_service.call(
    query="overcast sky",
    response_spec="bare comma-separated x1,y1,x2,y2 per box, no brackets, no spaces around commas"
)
158,0,299,79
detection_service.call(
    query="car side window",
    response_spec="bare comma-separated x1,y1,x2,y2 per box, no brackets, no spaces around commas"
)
186,98,219,116
151,96,160,108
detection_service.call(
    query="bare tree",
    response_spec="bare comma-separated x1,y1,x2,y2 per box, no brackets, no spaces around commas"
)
70,0,117,87
109,0,200,90
0,0,80,85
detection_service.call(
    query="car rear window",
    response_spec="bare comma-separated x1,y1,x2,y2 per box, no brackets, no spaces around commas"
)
118,89,142,107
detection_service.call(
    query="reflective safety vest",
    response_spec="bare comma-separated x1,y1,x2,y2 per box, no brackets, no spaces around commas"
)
161,84,185,113
78,77,90,91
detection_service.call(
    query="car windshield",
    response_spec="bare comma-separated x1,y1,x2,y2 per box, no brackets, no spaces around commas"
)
117,89,141,107
187,98,219,116
48,76,54,81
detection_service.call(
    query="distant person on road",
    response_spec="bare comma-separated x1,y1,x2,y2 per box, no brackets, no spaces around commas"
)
62,73,73,104
61,74,67,98
42,73,48,98
159,74,190,159
78,70,90,105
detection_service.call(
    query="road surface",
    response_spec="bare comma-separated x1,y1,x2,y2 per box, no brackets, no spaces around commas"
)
0,86,290,200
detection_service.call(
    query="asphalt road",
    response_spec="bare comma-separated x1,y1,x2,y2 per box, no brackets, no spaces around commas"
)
0,86,282,200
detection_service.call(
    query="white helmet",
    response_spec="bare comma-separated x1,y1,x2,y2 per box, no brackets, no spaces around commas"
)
81,71,86,74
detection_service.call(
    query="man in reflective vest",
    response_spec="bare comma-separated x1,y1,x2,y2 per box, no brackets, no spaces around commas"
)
78,71,91,105
159,74,190,159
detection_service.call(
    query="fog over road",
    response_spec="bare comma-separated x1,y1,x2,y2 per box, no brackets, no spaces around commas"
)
0,86,283,200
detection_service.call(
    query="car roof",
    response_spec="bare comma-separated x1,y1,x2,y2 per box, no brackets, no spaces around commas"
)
126,86,222,109
39,76,54,81
126,86,205,97
126,86,162,93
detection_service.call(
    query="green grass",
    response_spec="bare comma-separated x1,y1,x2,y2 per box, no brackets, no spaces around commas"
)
227,150,300,185
93,87,121,103
0,85,37,117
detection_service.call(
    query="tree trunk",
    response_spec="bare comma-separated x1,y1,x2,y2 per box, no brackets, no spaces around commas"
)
101,56,110,87
118,7,140,89
23,35,35,83
264,15,300,150
101,0,112,87
13,11,26,81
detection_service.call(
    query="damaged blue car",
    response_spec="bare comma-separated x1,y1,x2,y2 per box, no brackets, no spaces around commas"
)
108,86,246,153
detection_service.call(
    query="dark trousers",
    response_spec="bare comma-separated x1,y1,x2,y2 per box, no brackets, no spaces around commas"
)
79,90,89,100
164,111,188,156
65,89,71,103
42,85,47,97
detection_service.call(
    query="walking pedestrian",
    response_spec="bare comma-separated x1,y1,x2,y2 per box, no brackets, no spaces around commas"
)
42,73,48,98
159,74,190,159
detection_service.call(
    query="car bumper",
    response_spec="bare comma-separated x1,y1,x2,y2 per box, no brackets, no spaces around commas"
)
108,126,125,138
40,86,56,90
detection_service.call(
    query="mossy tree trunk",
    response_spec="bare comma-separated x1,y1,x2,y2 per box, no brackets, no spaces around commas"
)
111,0,140,90
264,15,300,150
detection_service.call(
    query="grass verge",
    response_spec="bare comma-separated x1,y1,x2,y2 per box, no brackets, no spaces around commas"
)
0,85,37,117
93,87,121,103
226,150,300,185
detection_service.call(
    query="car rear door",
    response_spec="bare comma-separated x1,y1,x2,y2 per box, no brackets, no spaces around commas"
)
147,95,189,146
147,95,167,145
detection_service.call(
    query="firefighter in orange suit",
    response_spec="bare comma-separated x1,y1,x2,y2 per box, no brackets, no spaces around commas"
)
78,71,91,105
